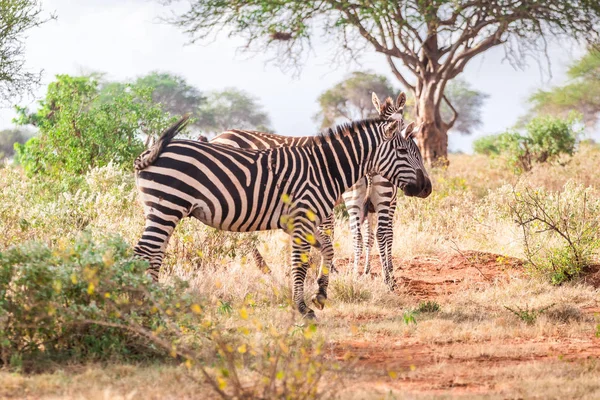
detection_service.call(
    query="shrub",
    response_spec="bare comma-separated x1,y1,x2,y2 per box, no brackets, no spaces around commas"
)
13,74,175,179
504,304,555,325
416,301,440,313
0,235,333,398
473,114,580,172
0,234,177,368
507,182,600,284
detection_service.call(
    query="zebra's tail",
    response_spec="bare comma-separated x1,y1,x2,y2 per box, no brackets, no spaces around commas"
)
134,114,191,171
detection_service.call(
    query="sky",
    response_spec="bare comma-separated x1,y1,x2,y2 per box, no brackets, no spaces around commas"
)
0,0,588,153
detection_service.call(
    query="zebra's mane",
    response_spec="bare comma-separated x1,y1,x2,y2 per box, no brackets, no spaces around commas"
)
316,117,385,143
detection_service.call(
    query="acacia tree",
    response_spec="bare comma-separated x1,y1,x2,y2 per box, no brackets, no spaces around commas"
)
440,78,488,135
195,88,271,135
163,0,600,164
316,73,487,135
315,71,396,127
0,0,51,104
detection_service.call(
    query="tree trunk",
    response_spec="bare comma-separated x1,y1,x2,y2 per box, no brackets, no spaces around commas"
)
413,78,449,166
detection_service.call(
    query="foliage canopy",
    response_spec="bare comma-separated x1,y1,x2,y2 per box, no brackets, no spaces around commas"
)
0,0,51,103
528,49,600,128
14,75,175,178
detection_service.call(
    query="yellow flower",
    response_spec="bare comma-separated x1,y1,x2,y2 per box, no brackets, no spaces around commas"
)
237,344,247,353
185,359,193,369
305,233,316,245
70,274,78,284
217,377,227,390
104,292,111,299
388,370,398,379
87,282,95,295
280,193,291,204
306,210,316,221
300,253,309,263
239,307,249,320
191,304,202,314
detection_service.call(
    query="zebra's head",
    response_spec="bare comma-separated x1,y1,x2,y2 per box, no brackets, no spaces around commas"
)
372,92,406,122
373,120,432,199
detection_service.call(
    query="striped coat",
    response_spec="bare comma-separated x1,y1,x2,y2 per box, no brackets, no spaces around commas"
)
133,115,430,318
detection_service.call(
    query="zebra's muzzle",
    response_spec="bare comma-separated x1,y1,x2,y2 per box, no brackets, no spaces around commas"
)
402,169,431,198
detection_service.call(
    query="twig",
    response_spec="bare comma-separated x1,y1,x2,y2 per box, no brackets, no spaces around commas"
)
447,238,492,282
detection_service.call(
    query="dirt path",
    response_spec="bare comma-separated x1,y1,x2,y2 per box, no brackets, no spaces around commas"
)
330,252,600,398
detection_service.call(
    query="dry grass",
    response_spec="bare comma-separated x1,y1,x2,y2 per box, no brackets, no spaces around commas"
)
3,150,600,398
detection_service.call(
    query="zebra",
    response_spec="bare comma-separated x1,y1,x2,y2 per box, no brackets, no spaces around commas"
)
209,125,338,275
344,92,407,287
133,114,431,319
211,92,408,288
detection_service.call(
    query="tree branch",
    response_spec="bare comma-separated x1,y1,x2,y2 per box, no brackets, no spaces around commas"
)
443,94,458,129
386,56,415,92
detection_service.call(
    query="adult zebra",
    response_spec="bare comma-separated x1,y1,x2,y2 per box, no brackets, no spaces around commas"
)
211,92,408,288
133,115,431,318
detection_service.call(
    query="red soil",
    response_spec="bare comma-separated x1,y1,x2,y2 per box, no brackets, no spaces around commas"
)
329,252,600,398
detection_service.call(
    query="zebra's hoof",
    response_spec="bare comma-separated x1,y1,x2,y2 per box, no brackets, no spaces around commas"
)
303,311,317,321
311,294,327,310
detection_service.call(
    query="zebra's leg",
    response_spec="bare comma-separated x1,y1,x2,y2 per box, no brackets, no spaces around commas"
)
291,238,316,319
250,245,271,274
377,195,397,290
311,228,333,310
362,212,375,275
317,213,337,273
134,216,179,282
348,211,364,275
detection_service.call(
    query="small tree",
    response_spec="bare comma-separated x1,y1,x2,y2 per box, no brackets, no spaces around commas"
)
14,75,174,178
196,88,271,135
473,114,580,172
0,128,30,159
0,0,52,103
314,73,487,135
528,49,600,128
441,78,489,135
314,71,396,127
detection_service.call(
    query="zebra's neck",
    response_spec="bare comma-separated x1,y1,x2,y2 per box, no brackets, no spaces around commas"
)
309,121,383,207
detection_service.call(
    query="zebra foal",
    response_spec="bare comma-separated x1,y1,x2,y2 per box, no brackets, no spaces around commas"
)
133,115,430,318
211,92,411,280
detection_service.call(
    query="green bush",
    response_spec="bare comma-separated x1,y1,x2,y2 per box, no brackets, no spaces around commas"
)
473,115,580,172
0,234,184,369
13,74,175,179
0,234,332,398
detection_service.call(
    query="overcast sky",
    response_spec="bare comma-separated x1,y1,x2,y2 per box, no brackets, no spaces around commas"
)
0,0,588,152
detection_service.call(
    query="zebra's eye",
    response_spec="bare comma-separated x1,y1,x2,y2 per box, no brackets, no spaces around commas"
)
397,148,408,154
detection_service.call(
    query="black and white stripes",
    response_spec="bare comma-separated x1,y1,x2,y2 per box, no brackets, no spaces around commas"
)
133,114,430,318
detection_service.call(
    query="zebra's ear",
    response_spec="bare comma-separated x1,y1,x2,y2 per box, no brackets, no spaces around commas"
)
383,120,400,140
372,92,382,113
396,92,406,109
403,122,416,140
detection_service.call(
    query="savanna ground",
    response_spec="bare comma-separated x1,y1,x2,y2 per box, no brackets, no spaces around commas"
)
2,149,600,399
